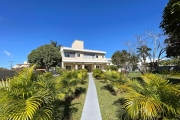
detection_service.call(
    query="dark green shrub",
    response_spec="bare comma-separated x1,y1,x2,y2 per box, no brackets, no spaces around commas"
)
110,65,118,71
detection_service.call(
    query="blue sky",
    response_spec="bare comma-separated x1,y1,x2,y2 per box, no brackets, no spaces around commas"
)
0,0,168,69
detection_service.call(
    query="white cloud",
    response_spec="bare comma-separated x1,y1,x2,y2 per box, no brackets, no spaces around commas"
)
3,50,12,57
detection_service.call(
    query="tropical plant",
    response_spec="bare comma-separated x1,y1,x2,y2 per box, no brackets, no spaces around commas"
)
137,45,152,64
103,71,129,94
119,73,180,119
56,67,66,75
77,69,88,84
92,68,104,79
0,65,56,120
55,70,81,100
137,45,152,74
54,69,87,119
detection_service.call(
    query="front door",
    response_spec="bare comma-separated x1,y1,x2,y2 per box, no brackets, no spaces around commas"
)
85,65,90,72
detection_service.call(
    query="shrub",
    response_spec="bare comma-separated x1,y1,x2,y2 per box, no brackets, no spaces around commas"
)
55,70,81,100
0,65,56,120
77,69,88,84
119,73,180,119
105,65,118,71
110,65,118,71
56,67,66,75
103,71,129,94
92,68,104,79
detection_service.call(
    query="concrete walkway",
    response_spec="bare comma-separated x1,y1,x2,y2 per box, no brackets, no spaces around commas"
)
80,73,102,120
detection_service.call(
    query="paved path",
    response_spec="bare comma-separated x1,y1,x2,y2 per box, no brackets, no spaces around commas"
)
80,73,102,120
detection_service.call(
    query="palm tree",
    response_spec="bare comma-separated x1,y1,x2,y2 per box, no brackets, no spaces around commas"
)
50,40,62,51
0,65,56,120
50,40,62,67
55,70,81,100
137,45,152,64
119,73,180,119
137,45,152,74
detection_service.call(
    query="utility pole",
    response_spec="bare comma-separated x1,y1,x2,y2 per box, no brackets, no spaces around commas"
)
9,61,14,70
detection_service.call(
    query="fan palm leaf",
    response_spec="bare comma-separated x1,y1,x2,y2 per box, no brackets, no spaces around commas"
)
119,73,180,119
0,65,54,120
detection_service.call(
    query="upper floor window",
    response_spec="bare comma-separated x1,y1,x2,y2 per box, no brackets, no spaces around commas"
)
77,53,80,57
96,55,98,58
64,51,75,57
84,53,95,59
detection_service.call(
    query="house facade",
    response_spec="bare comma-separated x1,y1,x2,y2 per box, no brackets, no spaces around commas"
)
61,40,108,72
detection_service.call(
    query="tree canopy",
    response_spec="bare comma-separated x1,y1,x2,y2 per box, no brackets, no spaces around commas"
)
111,50,138,70
160,0,180,57
28,42,61,71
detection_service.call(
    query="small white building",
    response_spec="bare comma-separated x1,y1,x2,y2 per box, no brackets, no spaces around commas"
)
13,61,30,69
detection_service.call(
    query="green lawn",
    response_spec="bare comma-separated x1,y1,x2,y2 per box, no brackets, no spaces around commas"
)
71,80,88,120
127,71,141,78
95,80,124,120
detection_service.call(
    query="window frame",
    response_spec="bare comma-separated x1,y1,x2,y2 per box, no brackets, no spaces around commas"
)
96,55,98,58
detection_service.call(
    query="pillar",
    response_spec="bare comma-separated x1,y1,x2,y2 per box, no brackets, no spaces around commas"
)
94,64,96,69
82,63,84,69
75,64,78,70
62,62,64,68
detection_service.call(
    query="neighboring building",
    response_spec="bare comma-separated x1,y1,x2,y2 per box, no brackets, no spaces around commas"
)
106,58,113,65
61,40,108,72
13,61,30,69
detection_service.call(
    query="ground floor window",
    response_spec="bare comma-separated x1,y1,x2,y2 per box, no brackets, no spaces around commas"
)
78,65,81,70
96,65,100,69
66,65,71,70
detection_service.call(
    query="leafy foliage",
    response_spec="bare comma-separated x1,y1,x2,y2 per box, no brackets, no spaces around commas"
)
137,45,152,74
111,50,130,68
103,71,129,94
92,68,104,79
0,65,56,120
118,73,180,119
111,50,138,70
0,65,88,119
137,45,152,64
55,70,87,100
105,65,118,71
77,69,88,84
160,0,180,57
56,67,66,75
28,42,61,71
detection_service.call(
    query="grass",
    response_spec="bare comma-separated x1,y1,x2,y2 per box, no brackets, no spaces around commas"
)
94,79,122,120
71,80,88,120
127,71,141,78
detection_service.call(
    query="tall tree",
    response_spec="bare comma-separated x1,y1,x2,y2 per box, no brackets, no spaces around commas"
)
111,50,138,70
160,0,180,57
28,42,61,71
137,45,152,74
111,50,129,68
50,40,62,51
137,45,152,64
